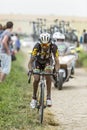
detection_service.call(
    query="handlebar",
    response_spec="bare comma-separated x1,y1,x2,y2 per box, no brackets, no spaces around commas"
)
33,71,55,76
28,71,58,84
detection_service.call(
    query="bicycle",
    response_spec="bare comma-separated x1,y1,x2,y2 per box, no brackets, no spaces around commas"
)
28,71,54,124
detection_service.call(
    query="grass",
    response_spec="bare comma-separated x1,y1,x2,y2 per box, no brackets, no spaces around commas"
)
77,51,87,68
0,51,60,130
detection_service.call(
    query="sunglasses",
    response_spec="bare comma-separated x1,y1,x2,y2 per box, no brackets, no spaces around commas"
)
41,43,50,47
56,39,64,42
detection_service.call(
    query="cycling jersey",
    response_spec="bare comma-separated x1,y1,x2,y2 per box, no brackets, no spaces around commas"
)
31,42,59,64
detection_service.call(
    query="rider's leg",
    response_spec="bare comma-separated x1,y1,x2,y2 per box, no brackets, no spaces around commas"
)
46,76,52,106
30,74,40,108
30,60,40,108
45,64,52,106
33,74,40,99
46,76,52,99
32,61,40,99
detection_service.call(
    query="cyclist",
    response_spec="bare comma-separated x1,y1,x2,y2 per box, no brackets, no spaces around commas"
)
52,32,69,55
53,32,76,75
28,32,60,108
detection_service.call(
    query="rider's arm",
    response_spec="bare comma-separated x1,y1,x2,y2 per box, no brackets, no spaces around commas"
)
2,35,10,55
28,56,35,71
28,43,39,70
64,43,71,55
52,44,60,71
54,56,60,72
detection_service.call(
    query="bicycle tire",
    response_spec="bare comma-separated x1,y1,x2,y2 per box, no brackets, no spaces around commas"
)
58,72,63,90
39,83,44,124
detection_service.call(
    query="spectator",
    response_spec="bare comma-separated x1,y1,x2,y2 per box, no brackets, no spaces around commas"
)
83,30,87,44
0,24,3,35
11,33,21,52
0,21,14,82
14,33,21,52
80,35,83,44
81,29,86,44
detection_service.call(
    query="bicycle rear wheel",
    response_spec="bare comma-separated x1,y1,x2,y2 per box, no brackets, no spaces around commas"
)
39,83,44,124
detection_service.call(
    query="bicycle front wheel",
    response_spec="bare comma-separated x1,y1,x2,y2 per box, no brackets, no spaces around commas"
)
39,83,45,124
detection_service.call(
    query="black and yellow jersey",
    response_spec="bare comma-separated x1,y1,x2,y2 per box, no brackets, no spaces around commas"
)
31,42,59,64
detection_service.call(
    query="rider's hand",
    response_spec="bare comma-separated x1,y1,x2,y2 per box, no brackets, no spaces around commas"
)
27,70,33,76
54,70,59,76
56,70,59,73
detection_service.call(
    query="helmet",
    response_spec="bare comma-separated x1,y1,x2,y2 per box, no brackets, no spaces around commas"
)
39,32,51,44
61,34,65,40
53,32,61,39
53,32,65,40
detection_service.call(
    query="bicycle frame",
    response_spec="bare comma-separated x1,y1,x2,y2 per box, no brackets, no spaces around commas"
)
28,71,54,124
